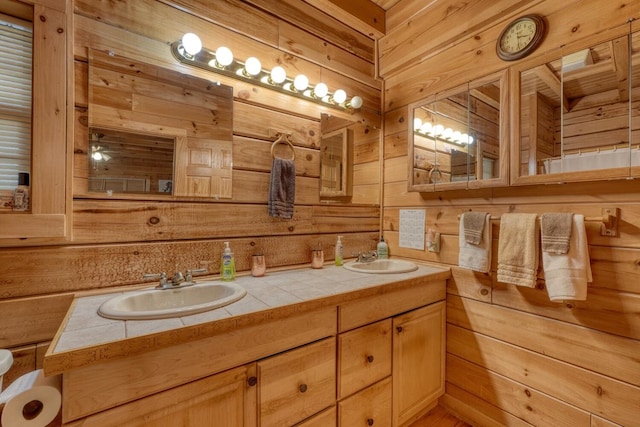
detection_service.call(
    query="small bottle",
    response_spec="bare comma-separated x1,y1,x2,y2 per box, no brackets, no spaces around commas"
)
221,242,236,281
12,172,30,212
335,236,344,266
377,235,389,259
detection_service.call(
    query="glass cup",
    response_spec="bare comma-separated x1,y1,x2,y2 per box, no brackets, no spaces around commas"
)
311,249,324,269
251,254,266,277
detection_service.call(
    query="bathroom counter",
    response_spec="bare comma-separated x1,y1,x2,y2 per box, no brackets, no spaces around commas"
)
44,261,449,375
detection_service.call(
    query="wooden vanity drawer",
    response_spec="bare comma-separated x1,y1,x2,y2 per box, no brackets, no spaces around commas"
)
258,337,336,426
295,406,336,427
338,319,391,399
338,377,392,427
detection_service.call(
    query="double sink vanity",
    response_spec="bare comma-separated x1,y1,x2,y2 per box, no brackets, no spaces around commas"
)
44,261,450,427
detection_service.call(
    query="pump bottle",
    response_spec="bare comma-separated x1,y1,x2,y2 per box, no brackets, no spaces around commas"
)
335,236,344,266
221,242,236,281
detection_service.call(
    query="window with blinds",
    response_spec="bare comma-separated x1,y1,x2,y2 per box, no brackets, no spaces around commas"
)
0,13,32,191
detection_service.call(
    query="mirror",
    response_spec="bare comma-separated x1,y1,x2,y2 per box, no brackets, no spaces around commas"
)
85,49,234,199
88,128,175,194
320,114,353,198
409,70,506,192
516,28,639,182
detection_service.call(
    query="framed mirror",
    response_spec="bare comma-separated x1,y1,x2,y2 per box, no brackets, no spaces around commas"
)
320,114,353,198
513,25,638,184
408,70,507,192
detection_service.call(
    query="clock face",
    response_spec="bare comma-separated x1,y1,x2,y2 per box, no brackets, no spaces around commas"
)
500,18,537,53
496,15,545,61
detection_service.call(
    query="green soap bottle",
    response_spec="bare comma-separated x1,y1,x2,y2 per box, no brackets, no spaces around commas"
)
221,241,236,281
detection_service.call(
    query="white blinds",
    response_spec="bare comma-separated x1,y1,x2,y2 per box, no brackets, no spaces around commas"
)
0,15,32,191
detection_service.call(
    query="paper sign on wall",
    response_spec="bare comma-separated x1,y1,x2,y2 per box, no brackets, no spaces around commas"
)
399,209,426,250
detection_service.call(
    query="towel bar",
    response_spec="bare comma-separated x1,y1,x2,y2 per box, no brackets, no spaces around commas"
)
270,132,296,161
457,207,619,237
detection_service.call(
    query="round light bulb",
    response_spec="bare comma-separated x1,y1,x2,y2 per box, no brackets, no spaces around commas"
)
421,122,432,134
433,124,444,136
215,46,233,67
461,133,469,144
452,131,462,142
443,128,453,140
313,82,329,98
414,118,423,131
333,89,347,104
293,74,309,91
181,33,202,56
270,66,286,84
92,152,103,161
468,135,474,144
244,57,262,76
349,96,363,109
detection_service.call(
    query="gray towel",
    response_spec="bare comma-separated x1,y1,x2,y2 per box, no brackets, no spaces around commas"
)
268,158,295,219
541,213,573,254
463,212,489,245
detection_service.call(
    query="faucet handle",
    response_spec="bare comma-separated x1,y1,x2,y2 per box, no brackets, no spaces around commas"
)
185,268,208,282
143,272,169,288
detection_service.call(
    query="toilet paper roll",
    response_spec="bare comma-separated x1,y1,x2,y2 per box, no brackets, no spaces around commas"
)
0,369,61,427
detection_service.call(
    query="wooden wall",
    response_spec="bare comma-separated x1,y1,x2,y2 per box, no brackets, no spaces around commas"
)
381,0,640,425
0,0,382,388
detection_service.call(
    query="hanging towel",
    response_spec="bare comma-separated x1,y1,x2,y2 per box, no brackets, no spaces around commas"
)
268,158,296,219
463,211,489,245
497,213,539,287
458,212,492,273
541,213,573,254
542,214,592,302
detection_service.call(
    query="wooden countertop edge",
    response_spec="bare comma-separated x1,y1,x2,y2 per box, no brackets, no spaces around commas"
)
43,266,451,375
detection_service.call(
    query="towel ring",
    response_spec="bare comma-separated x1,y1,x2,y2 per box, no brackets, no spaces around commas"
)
271,133,296,161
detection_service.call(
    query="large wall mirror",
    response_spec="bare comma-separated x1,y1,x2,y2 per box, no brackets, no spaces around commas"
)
82,49,234,199
513,25,639,184
408,70,508,192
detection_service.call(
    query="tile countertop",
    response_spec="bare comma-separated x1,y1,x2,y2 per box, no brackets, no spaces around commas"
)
44,262,450,375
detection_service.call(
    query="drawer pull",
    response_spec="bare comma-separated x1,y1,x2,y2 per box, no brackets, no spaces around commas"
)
396,326,403,333
247,376,257,387
367,418,374,426
366,355,374,363
299,383,308,393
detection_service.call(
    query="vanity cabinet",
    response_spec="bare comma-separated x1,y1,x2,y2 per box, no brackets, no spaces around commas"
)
258,337,336,426
392,301,446,427
65,364,258,427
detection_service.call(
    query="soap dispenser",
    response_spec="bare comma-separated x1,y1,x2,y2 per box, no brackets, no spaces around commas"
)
335,236,344,266
377,235,389,259
221,242,236,281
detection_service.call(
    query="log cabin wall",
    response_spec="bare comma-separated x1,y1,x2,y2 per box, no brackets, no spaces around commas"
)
0,0,382,387
382,0,640,425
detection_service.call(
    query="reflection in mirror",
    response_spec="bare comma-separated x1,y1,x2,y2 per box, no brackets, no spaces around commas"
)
88,128,175,194
633,30,640,168
410,72,503,192
519,31,638,177
320,119,352,198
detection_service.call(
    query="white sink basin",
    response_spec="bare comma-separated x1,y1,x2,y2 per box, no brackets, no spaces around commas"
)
98,282,247,320
343,259,418,274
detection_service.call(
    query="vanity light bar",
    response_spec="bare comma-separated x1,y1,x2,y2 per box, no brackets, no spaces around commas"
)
413,118,474,146
171,33,363,111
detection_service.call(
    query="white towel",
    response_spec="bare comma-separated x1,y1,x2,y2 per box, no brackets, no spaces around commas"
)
458,212,492,273
542,214,592,302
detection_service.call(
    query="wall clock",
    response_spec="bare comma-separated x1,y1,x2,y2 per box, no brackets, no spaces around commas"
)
496,14,546,61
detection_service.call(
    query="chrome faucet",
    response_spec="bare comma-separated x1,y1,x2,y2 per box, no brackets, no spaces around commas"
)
144,268,208,290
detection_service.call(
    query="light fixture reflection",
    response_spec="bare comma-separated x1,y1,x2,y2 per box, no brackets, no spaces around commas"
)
413,119,474,146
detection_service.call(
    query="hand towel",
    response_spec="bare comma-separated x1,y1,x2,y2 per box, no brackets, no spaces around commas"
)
497,213,539,287
458,212,492,273
463,211,489,245
542,214,592,302
541,213,573,254
268,158,295,219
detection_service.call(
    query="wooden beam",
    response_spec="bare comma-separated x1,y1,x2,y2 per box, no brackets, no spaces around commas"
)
302,0,385,38
610,36,630,103
532,63,569,112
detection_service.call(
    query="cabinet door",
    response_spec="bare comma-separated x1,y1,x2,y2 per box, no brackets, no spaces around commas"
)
338,377,392,427
338,319,391,399
295,406,336,427
392,301,445,427
65,364,257,427
258,337,336,426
